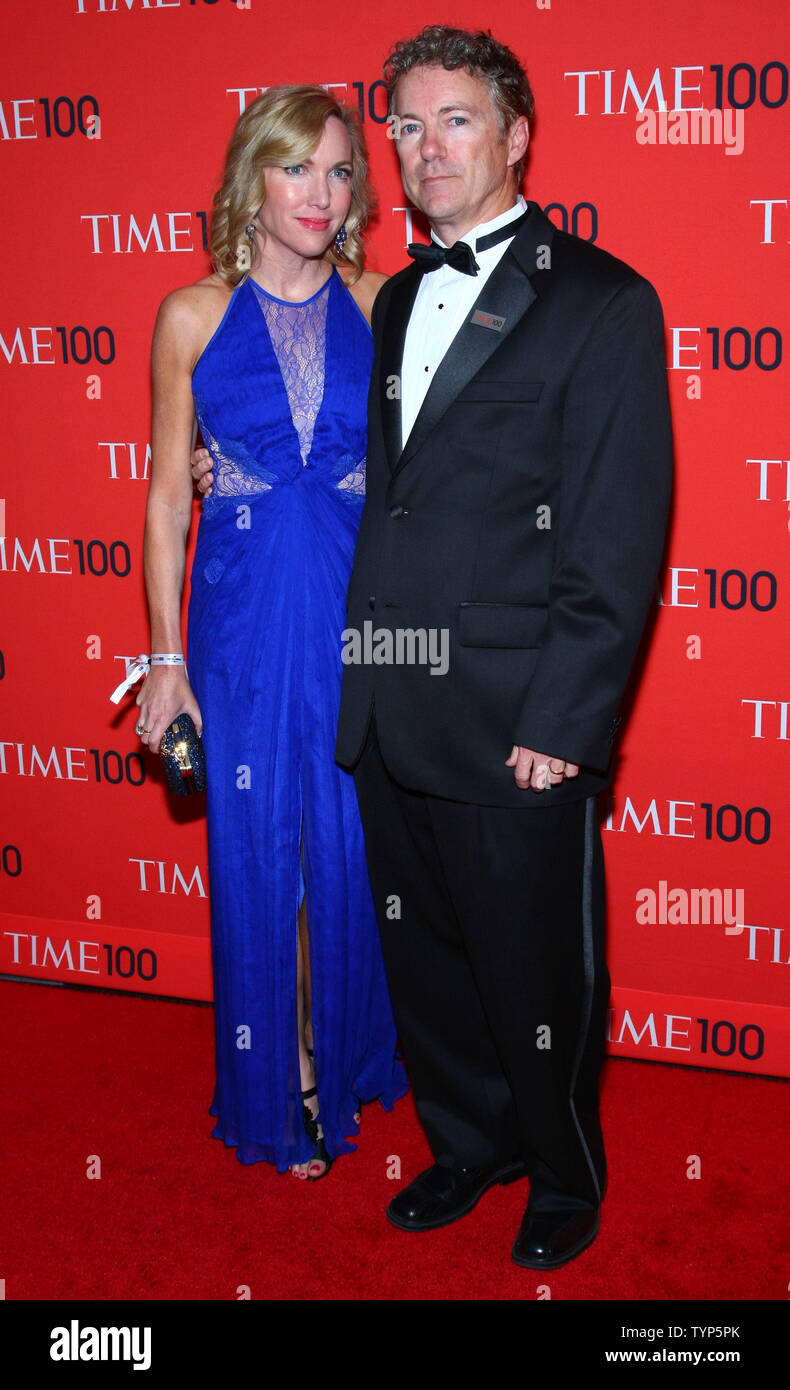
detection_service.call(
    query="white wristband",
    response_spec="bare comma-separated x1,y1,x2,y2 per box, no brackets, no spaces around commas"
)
109,653,187,704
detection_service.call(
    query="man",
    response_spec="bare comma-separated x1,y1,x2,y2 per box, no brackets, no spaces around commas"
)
334,26,672,1269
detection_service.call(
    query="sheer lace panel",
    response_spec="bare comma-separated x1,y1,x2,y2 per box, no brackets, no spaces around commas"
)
193,411,274,502
249,279,329,464
332,453,366,497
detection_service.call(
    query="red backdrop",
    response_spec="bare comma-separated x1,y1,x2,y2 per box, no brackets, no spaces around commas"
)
1,0,788,1078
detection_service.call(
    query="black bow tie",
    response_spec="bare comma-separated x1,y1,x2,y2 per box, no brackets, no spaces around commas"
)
407,239,479,275
407,207,531,277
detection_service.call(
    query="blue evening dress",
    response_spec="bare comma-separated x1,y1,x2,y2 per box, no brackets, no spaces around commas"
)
187,267,407,1169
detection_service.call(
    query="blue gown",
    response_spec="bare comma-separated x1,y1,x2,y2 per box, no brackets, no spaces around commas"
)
187,267,407,1169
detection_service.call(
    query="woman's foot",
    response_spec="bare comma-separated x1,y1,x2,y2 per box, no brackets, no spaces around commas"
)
289,1044,330,1180
300,1083,332,1181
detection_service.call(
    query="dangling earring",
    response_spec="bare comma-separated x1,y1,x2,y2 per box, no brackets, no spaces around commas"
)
334,223,348,256
244,222,257,244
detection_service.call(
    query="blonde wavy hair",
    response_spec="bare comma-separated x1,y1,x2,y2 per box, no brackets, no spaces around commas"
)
210,85,373,287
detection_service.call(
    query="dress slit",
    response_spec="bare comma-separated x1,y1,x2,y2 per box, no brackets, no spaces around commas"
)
300,791,317,1069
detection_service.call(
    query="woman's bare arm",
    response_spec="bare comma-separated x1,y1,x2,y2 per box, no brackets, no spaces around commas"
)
136,290,205,749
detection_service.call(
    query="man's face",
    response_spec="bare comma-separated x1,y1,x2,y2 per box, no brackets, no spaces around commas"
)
393,64,528,241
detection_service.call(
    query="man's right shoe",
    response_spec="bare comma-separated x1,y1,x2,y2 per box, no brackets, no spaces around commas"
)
386,1159,528,1232
511,1206,600,1269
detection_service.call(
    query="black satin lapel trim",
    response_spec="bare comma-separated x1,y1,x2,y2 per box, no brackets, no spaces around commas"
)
379,267,423,474
392,253,536,480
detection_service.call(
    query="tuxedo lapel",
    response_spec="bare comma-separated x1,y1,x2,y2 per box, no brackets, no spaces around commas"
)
378,266,422,473
388,201,557,481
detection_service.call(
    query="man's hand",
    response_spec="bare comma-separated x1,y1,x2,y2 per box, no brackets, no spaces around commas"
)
505,745,581,792
191,446,214,496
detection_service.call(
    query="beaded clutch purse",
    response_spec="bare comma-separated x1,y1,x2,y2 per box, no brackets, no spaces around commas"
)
160,713,206,796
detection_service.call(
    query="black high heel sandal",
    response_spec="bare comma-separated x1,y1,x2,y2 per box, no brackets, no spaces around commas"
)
308,1047,361,1129
300,1084,333,1181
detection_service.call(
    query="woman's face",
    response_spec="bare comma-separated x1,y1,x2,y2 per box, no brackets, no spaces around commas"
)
255,115,354,262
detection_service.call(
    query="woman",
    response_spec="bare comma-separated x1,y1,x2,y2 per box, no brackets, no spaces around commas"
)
136,86,407,1180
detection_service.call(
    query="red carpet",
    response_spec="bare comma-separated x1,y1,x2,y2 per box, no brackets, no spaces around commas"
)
2,979,787,1301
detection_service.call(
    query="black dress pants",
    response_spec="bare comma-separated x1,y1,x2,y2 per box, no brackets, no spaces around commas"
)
353,713,610,1215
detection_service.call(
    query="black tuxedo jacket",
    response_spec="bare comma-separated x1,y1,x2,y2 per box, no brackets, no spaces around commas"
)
335,201,673,807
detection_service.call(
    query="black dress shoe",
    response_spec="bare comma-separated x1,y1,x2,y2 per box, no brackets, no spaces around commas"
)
511,1206,600,1268
387,1159,527,1232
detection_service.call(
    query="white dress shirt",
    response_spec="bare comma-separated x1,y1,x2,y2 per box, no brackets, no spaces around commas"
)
400,196,528,448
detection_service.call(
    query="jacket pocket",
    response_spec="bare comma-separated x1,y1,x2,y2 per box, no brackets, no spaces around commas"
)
458,602,548,648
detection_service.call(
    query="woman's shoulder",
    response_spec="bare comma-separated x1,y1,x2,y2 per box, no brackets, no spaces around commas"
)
153,273,236,366
338,266,389,325
157,273,233,330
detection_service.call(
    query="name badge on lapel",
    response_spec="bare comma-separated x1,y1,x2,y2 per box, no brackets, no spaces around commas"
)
470,309,506,332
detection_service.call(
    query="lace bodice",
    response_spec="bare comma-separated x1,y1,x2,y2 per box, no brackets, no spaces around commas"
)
191,269,369,514
248,278,327,465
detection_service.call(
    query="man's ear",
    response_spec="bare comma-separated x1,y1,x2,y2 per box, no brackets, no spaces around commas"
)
506,116,529,169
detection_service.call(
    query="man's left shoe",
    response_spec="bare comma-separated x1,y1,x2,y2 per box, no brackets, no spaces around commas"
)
511,1207,600,1269
387,1159,528,1232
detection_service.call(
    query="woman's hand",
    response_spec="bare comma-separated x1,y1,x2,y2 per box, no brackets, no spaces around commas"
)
135,667,203,753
